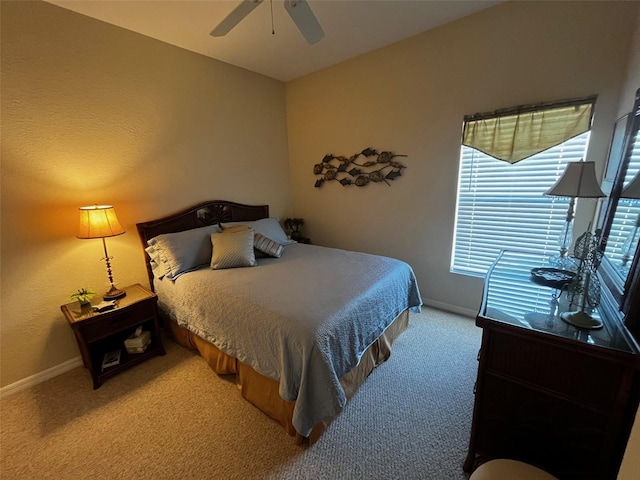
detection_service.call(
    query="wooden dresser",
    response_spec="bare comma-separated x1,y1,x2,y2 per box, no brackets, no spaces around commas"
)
464,250,640,480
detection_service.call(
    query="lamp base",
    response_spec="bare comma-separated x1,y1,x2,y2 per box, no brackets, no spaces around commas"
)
560,310,603,330
103,285,126,301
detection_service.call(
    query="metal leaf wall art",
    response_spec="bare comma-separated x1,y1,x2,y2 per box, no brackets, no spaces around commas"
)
313,148,407,188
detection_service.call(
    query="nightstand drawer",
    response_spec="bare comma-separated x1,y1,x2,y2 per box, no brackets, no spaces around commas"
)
79,302,156,342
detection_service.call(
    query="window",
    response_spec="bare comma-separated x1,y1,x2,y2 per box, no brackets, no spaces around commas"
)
451,132,591,277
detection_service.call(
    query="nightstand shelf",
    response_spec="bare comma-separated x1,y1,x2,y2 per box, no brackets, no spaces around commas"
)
61,283,165,389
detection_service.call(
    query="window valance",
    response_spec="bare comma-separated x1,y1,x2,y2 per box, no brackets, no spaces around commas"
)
462,95,597,163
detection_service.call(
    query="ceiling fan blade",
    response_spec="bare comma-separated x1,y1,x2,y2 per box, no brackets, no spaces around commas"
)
210,0,264,37
284,0,324,45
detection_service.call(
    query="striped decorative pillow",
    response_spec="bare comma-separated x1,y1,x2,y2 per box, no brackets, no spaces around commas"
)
210,229,257,270
221,224,284,258
254,232,284,258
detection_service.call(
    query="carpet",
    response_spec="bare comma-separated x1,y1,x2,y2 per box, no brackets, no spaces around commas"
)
0,308,481,479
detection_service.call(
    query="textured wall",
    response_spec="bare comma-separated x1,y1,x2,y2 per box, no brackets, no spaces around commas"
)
1,1,291,387
285,1,639,315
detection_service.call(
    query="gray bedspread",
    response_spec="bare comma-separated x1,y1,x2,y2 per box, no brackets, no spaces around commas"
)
155,243,422,436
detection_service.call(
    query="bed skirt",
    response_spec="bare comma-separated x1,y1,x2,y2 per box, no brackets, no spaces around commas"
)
165,309,410,444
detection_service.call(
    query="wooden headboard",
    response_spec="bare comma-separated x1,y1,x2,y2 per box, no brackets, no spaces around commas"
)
136,200,269,290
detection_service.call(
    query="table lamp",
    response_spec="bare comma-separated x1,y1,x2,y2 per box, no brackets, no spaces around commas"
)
619,171,640,269
77,205,127,300
544,160,606,270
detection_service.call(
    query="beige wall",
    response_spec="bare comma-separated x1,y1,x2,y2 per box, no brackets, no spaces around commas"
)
0,1,291,387
618,13,640,119
285,1,639,315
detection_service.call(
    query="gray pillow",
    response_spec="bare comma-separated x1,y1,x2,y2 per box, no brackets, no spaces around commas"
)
148,224,221,279
222,217,296,245
210,228,257,270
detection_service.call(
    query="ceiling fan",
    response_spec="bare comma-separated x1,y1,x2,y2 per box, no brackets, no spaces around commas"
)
210,0,325,45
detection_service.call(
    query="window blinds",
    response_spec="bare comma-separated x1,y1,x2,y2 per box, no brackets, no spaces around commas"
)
451,133,591,277
605,132,640,271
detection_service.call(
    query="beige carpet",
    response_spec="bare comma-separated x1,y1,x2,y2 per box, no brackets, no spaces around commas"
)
0,308,481,479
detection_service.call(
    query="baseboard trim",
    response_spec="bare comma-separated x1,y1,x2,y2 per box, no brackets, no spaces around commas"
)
0,356,83,399
422,298,476,319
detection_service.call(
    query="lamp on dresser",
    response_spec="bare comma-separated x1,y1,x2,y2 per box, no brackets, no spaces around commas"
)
77,204,127,300
544,160,606,270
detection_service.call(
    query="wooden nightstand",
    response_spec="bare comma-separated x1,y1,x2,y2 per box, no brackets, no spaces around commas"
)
61,283,165,389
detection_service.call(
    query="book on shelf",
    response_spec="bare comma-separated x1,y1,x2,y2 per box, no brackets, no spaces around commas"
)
102,349,121,371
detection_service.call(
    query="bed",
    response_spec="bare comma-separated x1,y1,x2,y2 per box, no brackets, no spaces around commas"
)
136,200,422,443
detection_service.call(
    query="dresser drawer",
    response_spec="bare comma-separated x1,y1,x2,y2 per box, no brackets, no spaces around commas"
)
78,301,156,342
486,330,624,410
475,373,609,480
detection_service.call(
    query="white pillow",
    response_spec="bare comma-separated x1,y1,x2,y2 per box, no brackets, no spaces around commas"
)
222,217,295,245
210,229,257,270
148,224,221,279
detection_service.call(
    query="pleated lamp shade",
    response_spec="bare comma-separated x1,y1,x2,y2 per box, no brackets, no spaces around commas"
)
621,172,640,200
545,161,606,198
77,205,125,239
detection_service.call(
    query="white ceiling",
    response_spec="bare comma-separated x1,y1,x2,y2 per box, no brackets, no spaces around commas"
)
46,0,502,82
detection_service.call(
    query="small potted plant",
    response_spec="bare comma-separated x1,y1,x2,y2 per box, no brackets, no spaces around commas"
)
284,218,305,240
70,288,96,306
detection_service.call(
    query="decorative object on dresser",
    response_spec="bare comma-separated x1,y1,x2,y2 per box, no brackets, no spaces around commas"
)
561,227,604,329
543,160,606,270
313,147,407,188
61,283,165,389
76,205,127,300
529,267,575,290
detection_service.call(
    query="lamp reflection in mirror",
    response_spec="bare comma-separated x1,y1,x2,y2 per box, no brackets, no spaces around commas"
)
620,171,640,269
544,160,606,270
77,205,127,300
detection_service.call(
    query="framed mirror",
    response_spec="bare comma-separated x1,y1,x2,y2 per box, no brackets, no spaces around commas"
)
597,87,640,340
